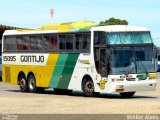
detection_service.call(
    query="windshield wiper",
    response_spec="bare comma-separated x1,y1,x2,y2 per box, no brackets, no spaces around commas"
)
125,63,135,75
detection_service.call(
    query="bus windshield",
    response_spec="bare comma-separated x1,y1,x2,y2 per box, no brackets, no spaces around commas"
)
109,46,155,74
108,32,152,44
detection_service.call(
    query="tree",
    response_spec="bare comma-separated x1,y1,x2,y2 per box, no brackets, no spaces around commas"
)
99,17,128,26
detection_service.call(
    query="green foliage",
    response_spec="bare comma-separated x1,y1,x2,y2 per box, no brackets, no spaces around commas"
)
99,17,128,26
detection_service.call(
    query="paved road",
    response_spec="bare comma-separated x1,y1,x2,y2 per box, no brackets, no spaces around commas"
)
0,74,160,114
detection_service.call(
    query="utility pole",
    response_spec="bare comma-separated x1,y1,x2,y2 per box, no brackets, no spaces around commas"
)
50,8,54,23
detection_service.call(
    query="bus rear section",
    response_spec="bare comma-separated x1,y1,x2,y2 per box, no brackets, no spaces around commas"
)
2,26,94,95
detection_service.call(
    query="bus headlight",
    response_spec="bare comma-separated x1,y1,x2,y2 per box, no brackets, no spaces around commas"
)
112,78,124,82
116,85,124,89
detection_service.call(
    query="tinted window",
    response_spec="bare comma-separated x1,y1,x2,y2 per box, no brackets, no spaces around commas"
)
4,37,16,51
75,34,83,50
59,35,66,50
36,36,43,50
30,36,43,51
59,35,74,50
50,35,57,51
44,35,50,51
66,35,74,50
30,36,36,50
83,34,90,50
94,32,106,45
17,36,29,50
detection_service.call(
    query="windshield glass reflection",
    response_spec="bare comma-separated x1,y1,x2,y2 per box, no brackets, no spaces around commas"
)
109,46,155,74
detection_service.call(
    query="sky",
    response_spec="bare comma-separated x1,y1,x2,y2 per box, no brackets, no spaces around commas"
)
0,0,160,46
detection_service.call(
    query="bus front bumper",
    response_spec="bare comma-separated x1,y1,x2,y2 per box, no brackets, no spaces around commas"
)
109,80,156,93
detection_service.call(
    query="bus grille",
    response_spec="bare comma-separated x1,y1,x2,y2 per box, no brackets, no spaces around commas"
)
5,67,11,83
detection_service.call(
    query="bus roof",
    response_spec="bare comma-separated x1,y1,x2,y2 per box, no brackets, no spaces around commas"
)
3,23,150,36
3,21,97,35
37,21,97,32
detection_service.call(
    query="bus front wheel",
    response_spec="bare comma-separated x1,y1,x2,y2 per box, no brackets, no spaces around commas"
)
28,75,37,93
19,75,28,92
82,78,94,97
120,92,135,98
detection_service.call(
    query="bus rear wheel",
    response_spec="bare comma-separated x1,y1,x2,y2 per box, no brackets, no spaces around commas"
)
82,78,94,97
19,75,28,92
120,92,135,98
28,75,37,93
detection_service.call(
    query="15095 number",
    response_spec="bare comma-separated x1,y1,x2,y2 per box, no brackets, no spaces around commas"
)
3,56,16,61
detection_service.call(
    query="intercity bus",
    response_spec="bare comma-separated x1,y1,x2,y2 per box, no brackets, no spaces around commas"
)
2,22,157,97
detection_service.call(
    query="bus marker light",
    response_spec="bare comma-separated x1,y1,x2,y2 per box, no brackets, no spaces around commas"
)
149,73,156,79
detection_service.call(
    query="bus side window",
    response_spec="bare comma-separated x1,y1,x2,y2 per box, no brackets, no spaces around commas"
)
75,34,83,50
59,35,66,50
23,36,29,50
94,32,99,44
66,35,73,50
4,37,16,51
83,34,90,50
51,35,57,51
30,36,36,50
17,36,29,51
17,37,23,50
94,31,106,45
36,36,43,51
44,35,50,51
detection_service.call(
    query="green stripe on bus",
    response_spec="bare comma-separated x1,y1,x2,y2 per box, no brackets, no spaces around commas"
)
57,54,79,89
136,73,148,79
79,27,91,32
49,54,69,88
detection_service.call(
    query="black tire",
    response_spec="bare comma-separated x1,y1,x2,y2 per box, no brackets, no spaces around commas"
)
54,88,72,95
82,78,94,97
28,75,37,93
120,92,135,98
19,75,28,92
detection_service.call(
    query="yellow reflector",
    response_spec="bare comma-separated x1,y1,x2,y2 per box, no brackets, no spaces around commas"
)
149,73,156,79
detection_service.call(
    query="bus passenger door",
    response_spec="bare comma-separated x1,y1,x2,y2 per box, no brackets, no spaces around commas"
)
100,49,108,77
94,48,108,77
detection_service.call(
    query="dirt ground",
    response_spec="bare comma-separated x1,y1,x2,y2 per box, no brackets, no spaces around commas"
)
0,74,160,114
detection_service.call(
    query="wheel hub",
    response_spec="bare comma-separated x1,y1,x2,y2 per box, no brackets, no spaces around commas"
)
85,81,93,92
20,78,26,89
29,78,35,90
